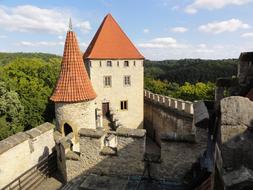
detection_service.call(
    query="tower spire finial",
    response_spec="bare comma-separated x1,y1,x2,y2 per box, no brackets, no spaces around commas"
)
69,17,72,31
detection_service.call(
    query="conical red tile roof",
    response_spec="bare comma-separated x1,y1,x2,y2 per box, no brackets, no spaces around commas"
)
84,14,144,59
50,31,96,102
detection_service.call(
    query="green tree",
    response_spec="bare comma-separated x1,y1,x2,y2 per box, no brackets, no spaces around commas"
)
172,82,215,101
0,57,60,130
0,82,24,140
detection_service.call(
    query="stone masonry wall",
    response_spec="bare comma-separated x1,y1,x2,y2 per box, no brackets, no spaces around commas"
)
144,90,194,145
55,100,96,142
59,127,146,182
151,127,208,181
0,123,55,188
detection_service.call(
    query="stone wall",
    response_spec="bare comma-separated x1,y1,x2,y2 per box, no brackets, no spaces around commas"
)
144,90,194,145
151,127,207,181
55,101,96,142
0,123,55,188
57,127,146,182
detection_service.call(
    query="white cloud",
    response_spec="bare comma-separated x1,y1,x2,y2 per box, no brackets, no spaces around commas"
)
143,28,150,33
0,5,91,34
185,0,252,14
75,21,91,34
138,37,188,49
241,32,253,37
0,35,7,38
199,19,250,34
171,27,188,33
17,41,64,47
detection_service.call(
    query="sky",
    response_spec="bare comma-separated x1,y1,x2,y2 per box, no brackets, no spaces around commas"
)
0,0,253,60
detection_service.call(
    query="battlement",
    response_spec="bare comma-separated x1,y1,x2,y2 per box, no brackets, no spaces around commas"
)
0,123,55,188
144,90,194,115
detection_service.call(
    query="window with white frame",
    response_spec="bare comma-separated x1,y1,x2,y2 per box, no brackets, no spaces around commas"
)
124,75,131,86
107,60,112,67
120,100,128,110
104,76,112,87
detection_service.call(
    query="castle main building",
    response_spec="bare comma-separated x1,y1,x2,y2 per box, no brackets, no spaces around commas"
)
50,14,144,148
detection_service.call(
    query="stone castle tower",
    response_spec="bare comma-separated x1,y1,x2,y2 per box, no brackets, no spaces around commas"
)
50,24,97,145
84,14,145,129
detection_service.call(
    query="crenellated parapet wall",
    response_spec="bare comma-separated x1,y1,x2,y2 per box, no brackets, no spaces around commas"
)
144,90,195,146
144,90,194,115
0,123,55,188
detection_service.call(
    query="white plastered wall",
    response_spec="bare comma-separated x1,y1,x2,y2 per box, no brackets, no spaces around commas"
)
88,59,144,129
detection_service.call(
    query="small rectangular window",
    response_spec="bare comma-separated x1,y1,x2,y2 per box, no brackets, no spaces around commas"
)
107,61,112,67
124,75,131,86
124,61,129,67
104,76,112,87
120,101,128,110
133,61,136,66
99,61,102,67
117,61,119,67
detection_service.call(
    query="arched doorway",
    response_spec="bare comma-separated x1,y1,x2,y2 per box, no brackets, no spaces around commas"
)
63,123,73,136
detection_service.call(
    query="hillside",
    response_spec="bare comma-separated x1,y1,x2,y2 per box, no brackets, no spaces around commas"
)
144,59,238,84
0,52,61,66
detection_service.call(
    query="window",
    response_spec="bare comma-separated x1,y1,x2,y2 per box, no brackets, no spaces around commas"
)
124,61,129,67
124,75,131,86
89,61,92,67
107,60,112,67
99,61,102,67
133,61,136,66
120,101,128,110
104,76,112,87
117,61,119,67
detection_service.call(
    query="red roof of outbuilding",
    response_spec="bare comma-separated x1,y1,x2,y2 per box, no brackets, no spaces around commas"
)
50,31,96,102
84,14,144,59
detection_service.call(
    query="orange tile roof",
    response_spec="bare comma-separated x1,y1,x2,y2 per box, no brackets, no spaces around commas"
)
50,31,96,102
84,14,144,60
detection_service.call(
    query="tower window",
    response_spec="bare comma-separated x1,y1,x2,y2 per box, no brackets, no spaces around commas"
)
104,76,112,87
107,61,112,67
120,101,128,110
124,61,129,67
124,75,131,86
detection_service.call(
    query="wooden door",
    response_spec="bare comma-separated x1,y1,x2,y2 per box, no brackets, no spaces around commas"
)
102,102,109,117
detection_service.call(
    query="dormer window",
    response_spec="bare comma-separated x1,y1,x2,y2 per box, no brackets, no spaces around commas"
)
107,61,112,67
124,61,129,67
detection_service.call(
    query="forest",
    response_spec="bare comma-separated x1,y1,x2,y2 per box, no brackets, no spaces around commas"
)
0,53,238,140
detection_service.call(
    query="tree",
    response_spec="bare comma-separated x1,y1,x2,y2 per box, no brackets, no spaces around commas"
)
0,82,24,140
172,82,215,101
0,57,60,130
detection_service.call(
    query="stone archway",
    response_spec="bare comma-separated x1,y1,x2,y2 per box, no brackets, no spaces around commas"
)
63,123,73,136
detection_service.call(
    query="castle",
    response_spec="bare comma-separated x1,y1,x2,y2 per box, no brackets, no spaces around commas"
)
1,13,253,190
50,14,144,152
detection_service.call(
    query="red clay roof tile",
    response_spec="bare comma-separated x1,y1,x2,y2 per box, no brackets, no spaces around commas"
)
50,31,96,102
84,14,144,60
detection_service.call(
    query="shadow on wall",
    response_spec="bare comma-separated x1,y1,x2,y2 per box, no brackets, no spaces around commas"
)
55,126,207,190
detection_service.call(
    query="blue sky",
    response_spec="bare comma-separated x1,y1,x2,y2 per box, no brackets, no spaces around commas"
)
0,0,253,60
